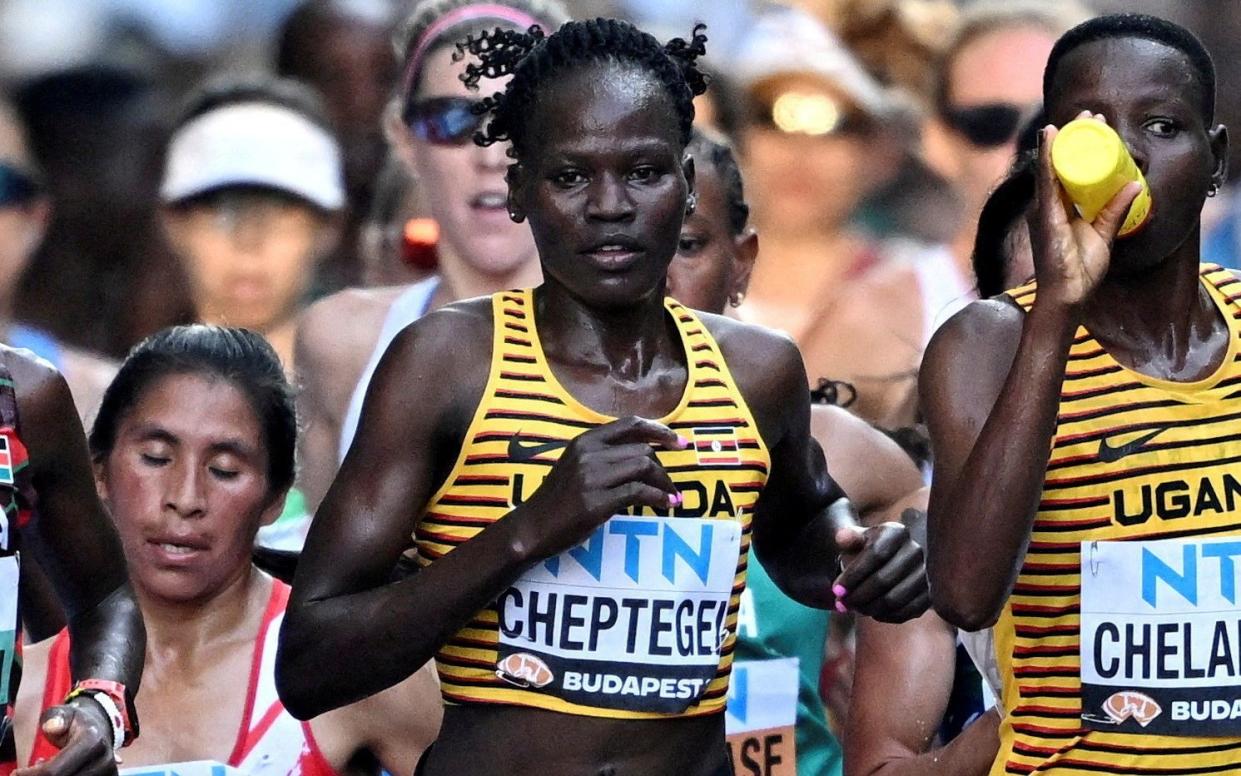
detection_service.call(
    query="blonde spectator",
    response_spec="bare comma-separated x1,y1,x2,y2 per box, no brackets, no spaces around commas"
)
294,0,569,515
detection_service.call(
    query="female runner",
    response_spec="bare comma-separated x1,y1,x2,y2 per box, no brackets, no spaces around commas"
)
295,0,569,512
16,326,439,774
280,20,927,776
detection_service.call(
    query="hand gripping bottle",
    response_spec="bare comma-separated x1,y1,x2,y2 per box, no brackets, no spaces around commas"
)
1050,118,1152,237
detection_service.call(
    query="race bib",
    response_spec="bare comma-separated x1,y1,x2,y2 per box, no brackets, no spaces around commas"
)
122,762,243,776
725,658,798,776
496,515,741,713
0,555,17,705
1081,537,1241,736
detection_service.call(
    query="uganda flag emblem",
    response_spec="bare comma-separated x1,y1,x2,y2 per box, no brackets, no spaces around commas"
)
692,426,742,466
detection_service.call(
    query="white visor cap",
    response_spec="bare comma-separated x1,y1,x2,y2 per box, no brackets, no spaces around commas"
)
161,102,345,210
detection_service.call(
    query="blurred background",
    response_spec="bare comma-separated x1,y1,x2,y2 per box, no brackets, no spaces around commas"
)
0,0,1234,365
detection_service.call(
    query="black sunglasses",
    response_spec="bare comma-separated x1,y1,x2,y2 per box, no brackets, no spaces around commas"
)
0,163,39,208
406,97,485,146
941,102,1034,148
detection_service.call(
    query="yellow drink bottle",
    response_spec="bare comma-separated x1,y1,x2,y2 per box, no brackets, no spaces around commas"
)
1050,118,1152,237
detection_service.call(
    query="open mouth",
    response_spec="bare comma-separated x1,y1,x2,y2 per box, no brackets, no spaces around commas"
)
157,543,199,556
470,192,507,212
582,237,644,270
148,537,209,561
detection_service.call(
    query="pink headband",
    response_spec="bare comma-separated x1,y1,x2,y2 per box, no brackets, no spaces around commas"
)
401,4,543,100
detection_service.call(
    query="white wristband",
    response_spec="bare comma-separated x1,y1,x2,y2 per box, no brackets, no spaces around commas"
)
81,691,124,752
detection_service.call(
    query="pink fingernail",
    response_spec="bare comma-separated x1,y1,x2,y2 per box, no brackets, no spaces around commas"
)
668,492,682,506
677,435,691,449
832,584,847,598
835,601,849,614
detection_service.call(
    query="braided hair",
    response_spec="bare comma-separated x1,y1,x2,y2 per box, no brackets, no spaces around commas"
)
455,18,710,157
686,128,748,236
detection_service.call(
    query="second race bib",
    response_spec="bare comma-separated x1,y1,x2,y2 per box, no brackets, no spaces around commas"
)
1081,536,1241,736
725,658,798,776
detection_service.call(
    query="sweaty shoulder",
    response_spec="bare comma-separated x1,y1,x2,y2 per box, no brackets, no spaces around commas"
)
919,296,1025,422
385,296,494,370
1,346,74,426
369,297,496,413
922,297,1024,368
0,347,85,486
699,313,805,446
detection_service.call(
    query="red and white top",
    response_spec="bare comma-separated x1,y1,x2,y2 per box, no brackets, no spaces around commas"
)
29,580,337,776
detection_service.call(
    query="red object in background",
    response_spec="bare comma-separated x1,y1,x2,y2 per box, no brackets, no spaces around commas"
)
402,218,440,270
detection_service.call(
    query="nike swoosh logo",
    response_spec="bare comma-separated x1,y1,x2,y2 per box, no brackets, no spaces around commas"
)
507,433,569,462
1098,427,1168,463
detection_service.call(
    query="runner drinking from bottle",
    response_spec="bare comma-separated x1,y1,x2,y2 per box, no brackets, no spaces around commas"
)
922,13,1241,774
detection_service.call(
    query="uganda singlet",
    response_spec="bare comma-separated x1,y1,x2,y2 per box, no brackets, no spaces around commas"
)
30,580,337,776
416,289,769,719
994,265,1241,775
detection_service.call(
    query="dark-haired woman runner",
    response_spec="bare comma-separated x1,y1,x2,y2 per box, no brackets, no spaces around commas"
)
16,326,439,775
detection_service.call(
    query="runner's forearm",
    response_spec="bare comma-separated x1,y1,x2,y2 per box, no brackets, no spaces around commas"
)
929,305,1079,629
759,490,851,609
854,709,1000,776
65,582,145,693
278,514,537,719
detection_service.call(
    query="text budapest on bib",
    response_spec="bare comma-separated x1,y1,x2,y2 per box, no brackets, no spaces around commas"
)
496,515,740,713
1081,536,1241,735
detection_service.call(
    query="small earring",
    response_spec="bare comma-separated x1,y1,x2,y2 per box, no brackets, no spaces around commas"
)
1209,183,1221,198
729,291,745,308
686,193,698,215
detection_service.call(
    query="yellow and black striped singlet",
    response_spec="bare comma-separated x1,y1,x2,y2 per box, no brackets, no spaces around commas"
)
994,265,1241,774
414,289,770,719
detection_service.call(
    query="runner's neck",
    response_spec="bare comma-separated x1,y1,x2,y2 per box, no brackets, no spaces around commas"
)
138,566,271,667
1084,253,1224,376
534,283,681,383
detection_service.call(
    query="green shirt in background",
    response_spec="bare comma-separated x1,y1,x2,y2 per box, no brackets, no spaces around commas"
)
728,550,842,776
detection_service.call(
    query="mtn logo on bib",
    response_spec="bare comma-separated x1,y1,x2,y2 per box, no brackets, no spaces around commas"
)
496,652,554,689
1103,691,1162,727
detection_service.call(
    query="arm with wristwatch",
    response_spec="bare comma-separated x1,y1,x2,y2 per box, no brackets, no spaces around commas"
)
13,353,143,775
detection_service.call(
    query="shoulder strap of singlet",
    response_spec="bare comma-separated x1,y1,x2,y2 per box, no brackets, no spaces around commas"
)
339,277,441,462
227,578,291,766
1005,278,1038,312
28,629,72,765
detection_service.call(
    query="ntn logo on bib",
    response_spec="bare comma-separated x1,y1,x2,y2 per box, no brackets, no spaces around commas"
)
496,515,742,714
1081,536,1241,736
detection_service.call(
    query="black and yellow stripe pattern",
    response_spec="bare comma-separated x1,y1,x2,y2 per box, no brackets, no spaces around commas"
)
992,265,1241,774
415,289,770,718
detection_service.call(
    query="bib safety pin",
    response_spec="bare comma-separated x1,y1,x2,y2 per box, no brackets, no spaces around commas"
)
1088,541,1100,576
